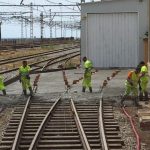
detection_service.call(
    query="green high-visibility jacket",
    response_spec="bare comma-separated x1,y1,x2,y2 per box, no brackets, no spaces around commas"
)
84,60,92,70
0,75,5,90
140,65,149,81
19,65,31,78
83,60,93,79
125,71,139,87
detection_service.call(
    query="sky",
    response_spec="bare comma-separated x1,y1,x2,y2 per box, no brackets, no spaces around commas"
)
0,0,101,39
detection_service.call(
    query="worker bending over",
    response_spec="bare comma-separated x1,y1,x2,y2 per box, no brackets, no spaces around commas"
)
139,61,149,101
121,68,140,106
82,56,93,93
19,61,33,96
0,75,6,95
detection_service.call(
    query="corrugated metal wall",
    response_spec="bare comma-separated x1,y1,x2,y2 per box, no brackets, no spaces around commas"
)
87,13,139,68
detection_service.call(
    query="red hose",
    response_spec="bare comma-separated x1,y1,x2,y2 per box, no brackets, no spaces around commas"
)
122,107,141,150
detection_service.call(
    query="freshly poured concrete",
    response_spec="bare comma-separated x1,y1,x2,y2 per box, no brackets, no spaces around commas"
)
5,69,126,95
1,68,150,106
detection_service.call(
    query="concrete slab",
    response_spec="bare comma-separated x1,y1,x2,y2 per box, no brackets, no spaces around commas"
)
5,69,126,95
139,101,150,109
138,109,150,116
137,103,150,130
139,116,150,130
0,68,150,106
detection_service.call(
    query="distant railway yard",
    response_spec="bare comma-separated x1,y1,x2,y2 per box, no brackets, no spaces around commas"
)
0,39,149,150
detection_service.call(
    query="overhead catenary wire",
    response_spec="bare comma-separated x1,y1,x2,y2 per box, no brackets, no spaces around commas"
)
64,0,79,4
0,0,80,39
0,4,79,6
45,0,79,12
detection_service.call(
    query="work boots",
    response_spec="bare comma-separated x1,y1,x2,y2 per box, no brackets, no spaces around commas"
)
134,96,139,107
139,92,143,101
144,92,149,101
120,96,125,107
89,87,92,93
23,90,27,96
82,87,92,93
2,90,6,96
82,87,86,92
29,87,34,96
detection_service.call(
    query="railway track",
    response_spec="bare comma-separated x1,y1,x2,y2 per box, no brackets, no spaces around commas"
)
0,51,124,150
0,45,79,66
0,97,124,150
2,49,79,74
0,38,78,51
3,47,80,85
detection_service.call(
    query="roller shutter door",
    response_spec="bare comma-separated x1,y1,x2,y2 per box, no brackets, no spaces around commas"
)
87,13,139,68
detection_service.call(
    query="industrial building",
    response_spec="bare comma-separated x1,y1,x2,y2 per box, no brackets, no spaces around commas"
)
81,0,148,68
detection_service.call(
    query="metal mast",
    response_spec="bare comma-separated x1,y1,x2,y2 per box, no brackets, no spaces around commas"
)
30,3,33,39
40,12,44,41
49,9,52,39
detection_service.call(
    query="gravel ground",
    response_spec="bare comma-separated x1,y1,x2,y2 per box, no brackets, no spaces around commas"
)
0,108,14,142
114,107,150,150
125,107,150,150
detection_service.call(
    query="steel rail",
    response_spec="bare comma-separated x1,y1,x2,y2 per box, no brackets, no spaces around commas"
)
0,45,79,65
11,49,62,150
70,99,91,150
28,98,61,150
27,52,80,72
99,98,109,150
31,67,77,74
42,53,80,70
0,45,79,64
4,52,80,86
1,49,80,74
0,40,78,52
11,95,32,150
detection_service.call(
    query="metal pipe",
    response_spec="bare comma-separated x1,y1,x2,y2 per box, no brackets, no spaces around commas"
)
148,0,150,62
0,21,2,41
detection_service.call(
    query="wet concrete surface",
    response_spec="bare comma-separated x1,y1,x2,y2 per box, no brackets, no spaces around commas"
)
0,68,150,106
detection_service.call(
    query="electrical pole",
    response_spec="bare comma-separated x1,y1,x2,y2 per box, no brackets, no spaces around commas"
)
63,24,65,37
49,9,52,39
25,19,27,39
30,2,33,39
0,21,2,41
71,25,73,37
148,0,150,63
55,21,57,38
21,13,24,39
76,28,78,39
40,12,44,41
59,3,62,37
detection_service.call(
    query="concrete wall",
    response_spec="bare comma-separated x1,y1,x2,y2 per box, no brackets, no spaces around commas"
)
81,0,148,68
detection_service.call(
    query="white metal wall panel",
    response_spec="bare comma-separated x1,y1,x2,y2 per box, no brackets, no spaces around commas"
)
87,13,139,68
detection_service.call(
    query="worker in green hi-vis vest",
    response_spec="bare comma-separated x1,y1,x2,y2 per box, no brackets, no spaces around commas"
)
82,56,93,93
139,61,149,101
0,75,6,95
121,68,140,106
19,61,33,96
